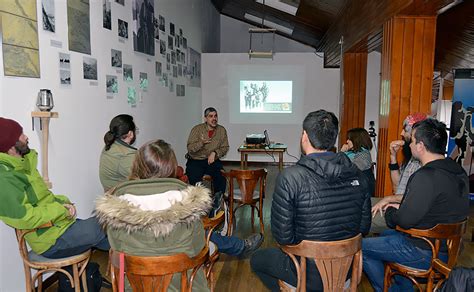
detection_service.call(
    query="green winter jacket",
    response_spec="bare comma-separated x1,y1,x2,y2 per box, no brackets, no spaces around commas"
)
99,140,137,191
0,150,75,254
95,178,212,292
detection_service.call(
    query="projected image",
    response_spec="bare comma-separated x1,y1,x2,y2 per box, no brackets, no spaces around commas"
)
240,81,292,113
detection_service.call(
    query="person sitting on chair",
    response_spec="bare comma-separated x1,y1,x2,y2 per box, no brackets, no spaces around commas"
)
0,117,109,259
186,107,228,195
362,118,470,291
251,110,371,291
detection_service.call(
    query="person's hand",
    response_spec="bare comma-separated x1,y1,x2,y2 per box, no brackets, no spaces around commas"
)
341,143,350,152
383,203,400,211
389,140,405,156
64,203,76,219
201,134,211,145
371,197,391,218
208,151,216,165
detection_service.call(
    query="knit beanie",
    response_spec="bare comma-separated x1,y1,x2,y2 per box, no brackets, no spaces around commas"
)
0,117,23,153
404,113,428,132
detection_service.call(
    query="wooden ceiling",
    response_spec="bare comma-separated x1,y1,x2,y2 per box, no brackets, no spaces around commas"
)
211,0,474,71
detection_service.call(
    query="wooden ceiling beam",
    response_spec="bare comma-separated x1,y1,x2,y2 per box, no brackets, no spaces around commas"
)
318,0,458,67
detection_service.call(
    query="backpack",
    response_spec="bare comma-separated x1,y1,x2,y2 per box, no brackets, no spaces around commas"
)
57,262,102,292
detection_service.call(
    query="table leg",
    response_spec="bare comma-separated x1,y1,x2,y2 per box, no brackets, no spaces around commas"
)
279,152,283,171
241,152,245,169
244,154,248,169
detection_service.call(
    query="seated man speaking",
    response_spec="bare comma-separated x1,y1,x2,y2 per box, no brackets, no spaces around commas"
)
186,107,228,195
0,117,109,259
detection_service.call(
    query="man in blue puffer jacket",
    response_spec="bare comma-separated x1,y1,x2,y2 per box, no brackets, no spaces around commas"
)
251,109,371,291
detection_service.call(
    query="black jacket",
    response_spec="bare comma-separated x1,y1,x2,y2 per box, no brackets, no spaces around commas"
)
271,152,371,246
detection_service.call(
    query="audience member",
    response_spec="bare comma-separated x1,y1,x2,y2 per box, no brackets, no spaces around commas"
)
362,118,470,291
251,110,371,291
186,107,228,195
371,113,427,233
0,117,109,259
99,114,137,191
341,127,375,196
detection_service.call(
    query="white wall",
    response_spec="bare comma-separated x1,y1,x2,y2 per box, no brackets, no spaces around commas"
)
0,0,219,291
202,53,340,162
220,15,314,53
365,51,381,164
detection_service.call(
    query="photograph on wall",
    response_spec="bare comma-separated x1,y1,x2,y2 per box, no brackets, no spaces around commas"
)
59,53,70,69
175,35,180,49
1,1,40,77
169,22,175,36
159,39,166,55
188,47,201,87
161,72,168,87
128,86,137,106
167,35,173,50
60,70,71,85
68,0,91,55
158,15,165,32
132,0,154,56
178,64,182,77
166,61,170,71
106,75,118,94
176,49,181,63
172,65,177,78
111,49,122,68
83,57,97,80
169,78,174,92
448,69,474,176
171,51,176,64
181,51,185,64
42,0,55,32
155,61,162,76
123,64,133,81
102,0,111,30
183,37,187,49
115,0,124,5
179,28,183,36
177,84,185,97
118,19,128,38
139,72,148,91
153,16,159,40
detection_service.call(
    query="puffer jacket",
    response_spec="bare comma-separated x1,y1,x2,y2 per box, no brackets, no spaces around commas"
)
271,152,371,245
95,178,212,292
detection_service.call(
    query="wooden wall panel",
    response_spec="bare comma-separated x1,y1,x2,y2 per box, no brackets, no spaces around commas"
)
339,53,368,146
376,16,436,197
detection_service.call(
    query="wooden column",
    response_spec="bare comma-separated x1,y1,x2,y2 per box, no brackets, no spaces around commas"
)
376,16,436,197
339,52,368,146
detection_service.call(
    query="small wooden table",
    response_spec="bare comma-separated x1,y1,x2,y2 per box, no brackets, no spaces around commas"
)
238,145,287,171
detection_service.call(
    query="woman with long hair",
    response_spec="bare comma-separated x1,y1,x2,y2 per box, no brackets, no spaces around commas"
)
341,128,375,196
95,139,211,291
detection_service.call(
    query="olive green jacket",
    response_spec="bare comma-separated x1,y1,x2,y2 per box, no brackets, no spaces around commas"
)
95,178,212,291
99,141,136,191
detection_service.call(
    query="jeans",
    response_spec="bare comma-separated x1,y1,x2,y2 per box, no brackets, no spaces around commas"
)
250,248,323,292
362,230,446,292
210,232,244,256
186,158,226,193
42,217,110,258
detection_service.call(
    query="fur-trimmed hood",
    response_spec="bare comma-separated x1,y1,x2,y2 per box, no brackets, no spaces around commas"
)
95,178,212,237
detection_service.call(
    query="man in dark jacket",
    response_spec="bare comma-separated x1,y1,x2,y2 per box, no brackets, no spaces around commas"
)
362,118,470,291
250,110,371,291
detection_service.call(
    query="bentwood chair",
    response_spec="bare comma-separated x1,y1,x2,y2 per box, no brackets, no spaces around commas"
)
222,168,267,235
383,220,467,292
279,234,363,292
109,245,209,292
14,222,91,292
202,210,225,291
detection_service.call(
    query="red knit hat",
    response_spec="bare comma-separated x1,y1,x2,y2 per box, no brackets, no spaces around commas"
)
0,118,23,153
403,113,428,132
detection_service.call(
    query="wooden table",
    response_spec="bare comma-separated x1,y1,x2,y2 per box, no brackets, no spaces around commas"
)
238,145,287,171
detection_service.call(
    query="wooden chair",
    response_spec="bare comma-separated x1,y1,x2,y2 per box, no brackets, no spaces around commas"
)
383,220,467,292
222,168,267,235
202,210,225,291
279,234,363,292
109,244,209,292
15,222,91,292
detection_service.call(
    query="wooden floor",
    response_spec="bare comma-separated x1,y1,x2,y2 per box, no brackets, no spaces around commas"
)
48,163,474,292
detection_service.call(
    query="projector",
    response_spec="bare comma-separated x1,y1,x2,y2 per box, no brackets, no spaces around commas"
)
246,134,265,145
